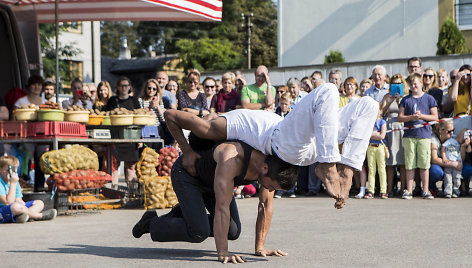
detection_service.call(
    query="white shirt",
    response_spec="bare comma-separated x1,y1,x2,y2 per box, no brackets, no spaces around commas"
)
14,95,46,108
221,109,282,155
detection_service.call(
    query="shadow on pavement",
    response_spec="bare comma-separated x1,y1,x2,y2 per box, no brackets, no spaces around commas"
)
9,244,268,263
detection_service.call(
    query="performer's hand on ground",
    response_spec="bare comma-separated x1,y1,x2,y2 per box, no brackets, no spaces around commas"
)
218,253,247,264
256,248,288,257
182,150,200,176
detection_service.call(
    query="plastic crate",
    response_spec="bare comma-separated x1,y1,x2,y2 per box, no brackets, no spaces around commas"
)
28,121,87,138
110,126,142,139
54,188,101,215
141,125,159,138
0,121,27,139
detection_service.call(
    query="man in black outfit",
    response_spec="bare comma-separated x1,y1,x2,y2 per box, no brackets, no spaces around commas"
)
132,139,298,264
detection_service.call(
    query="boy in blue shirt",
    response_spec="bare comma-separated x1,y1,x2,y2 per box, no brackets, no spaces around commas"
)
398,73,438,199
0,155,56,223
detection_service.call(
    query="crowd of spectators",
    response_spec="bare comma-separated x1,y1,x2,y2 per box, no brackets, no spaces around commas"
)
1,56,471,200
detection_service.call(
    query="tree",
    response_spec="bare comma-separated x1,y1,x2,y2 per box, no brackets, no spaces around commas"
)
99,0,278,70
39,23,81,92
176,38,244,71
324,50,345,64
437,17,470,55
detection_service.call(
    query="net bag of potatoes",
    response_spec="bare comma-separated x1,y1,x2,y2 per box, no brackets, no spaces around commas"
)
164,176,178,208
137,147,159,182
143,176,169,209
40,145,99,175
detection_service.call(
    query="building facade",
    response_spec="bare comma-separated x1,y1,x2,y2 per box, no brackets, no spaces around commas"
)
278,0,471,67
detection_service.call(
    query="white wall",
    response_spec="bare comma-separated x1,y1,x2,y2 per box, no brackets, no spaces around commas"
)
278,0,438,67
60,21,101,84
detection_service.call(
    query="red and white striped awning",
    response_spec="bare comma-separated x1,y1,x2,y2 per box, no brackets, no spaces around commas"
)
0,0,222,22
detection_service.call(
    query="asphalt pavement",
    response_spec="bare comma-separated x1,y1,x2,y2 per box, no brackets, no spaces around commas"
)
1,196,471,267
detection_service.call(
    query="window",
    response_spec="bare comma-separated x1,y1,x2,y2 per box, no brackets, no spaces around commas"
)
456,0,472,30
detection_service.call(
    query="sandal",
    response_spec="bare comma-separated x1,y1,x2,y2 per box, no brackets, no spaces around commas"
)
380,193,388,199
363,193,373,199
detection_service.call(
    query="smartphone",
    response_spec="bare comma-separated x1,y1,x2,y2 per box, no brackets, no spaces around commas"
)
390,84,404,96
8,165,13,177
77,89,83,96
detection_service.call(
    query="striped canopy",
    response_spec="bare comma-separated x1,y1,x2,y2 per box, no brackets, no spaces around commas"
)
0,0,222,22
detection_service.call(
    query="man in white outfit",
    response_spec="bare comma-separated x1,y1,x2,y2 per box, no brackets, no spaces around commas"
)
165,83,378,208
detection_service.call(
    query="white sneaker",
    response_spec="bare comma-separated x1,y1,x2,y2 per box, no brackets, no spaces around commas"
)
354,193,364,199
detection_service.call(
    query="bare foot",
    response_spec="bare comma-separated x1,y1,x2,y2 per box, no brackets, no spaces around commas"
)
334,198,345,209
315,163,341,199
337,164,354,200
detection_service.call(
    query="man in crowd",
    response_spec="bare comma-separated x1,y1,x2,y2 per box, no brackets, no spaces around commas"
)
364,65,389,103
156,71,177,109
328,69,342,89
132,138,298,264
407,57,423,75
310,70,324,89
43,80,56,103
165,83,378,208
241,65,275,110
61,78,93,110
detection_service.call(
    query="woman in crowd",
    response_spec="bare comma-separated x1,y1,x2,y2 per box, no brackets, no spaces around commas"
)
166,79,179,97
139,78,165,127
423,67,441,106
340,77,360,107
103,77,141,186
449,64,472,134
359,79,373,97
430,121,465,197
94,80,112,110
275,85,288,108
210,72,241,114
14,76,48,192
61,78,94,110
202,77,217,109
14,75,46,108
235,73,246,95
381,73,409,196
177,71,209,117
435,68,454,117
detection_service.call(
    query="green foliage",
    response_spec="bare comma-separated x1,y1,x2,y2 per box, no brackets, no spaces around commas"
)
324,50,345,64
39,24,81,91
176,38,244,71
99,0,278,70
437,17,470,55
100,21,139,57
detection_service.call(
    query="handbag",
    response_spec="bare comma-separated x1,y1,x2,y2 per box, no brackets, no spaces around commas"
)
380,140,390,159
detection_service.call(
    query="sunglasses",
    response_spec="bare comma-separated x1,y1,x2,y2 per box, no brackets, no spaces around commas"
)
147,86,157,91
423,74,434,79
463,73,471,77
451,75,456,80
447,129,454,134
276,91,286,94
120,84,130,87
205,85,216,89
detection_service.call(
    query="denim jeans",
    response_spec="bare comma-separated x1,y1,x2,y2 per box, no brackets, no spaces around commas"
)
149,156,241,243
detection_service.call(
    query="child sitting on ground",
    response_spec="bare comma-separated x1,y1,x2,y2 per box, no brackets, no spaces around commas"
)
0,155,57,223
364,108,388,199
441,129,464,198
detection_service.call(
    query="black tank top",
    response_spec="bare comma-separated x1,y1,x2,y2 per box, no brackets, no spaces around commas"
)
195,140,254,189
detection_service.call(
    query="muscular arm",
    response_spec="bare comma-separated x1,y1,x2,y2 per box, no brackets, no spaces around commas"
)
255,186,274,253
213,144,246,263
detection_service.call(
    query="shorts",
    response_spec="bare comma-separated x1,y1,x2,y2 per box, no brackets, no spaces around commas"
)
403,138,431,170
0,201,34,223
